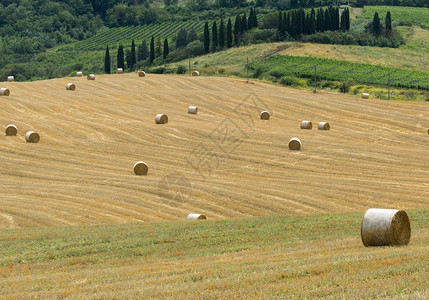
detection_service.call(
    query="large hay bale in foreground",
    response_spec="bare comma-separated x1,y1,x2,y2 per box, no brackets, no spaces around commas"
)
138,71,146,77
25,131,40,143
66,83,76,91
116,68,123,74
7,76,14,82
188,106,198,114
133,161,148,175
5,124,17,136
0,88,10,96
87,74,96,80
301,121,312,130
318,122,330,130
361,208,411,247
76,72,83,77
288,137,302,150
155,114,168,124
187,214,207,220
361,93,369,99
260,111,270,120
192,71,199,76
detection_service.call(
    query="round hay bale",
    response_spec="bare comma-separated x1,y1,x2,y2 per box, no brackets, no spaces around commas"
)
7,76,14,82
76,72,83,77
5,124,17,136
0,88,10,96
116,68,123,74
66,83,76,91
288,137,302,150
155,114,168,124
361,93,369,99
87,74,96,80
361,208,411,247
25,131,40,143
187,214,207,220
138,71,146,77
133,161,148,175
188,106,198,114
192,71,199,76
260,111,270,120
301,120,312,130
318,122,330,130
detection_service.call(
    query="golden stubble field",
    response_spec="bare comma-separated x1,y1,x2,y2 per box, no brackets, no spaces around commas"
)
0,74,428,229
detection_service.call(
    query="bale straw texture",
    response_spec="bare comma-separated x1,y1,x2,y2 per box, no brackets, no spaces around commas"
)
5,124,17,136
76,72,83,77
25,131,40,143
192,71,199,76
318,122,330,130
116,68,123,74
87,74,96,80
187,214,207,220
289,138,302,150
133,161,148,175
138,71,146,77
66,83,76,91
7,76,14,82
361,208,411,247
301,121,312,129
0,88,10,96
362,93,369,99
188,106,198,114
260,111,270,120
155,114,168,124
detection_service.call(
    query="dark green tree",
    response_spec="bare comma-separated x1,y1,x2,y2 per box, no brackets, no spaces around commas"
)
252,8,258,28
241,13,247,32
125,49,131,70
117,44,124,69
212,20,218,51
226,18,233,48
248,8,253,30
345,8,350,31
130,39,136,70
137,40,149,62
309,8,316,34
104,45,110,74
324,9,331,31
219,19,225,49
149,36,155,64
278,12,284,36
163,38,169,60
372,12,381,35
204,21,210,53
385,11,392,33
316,8,324,32
234,15,240,45
176,28,188,49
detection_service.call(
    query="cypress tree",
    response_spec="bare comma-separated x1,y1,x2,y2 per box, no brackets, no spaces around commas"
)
163,38,169,60
385,11,392,33
104,45,110,74
155,37,162,57
117,44,124,69
130,39,136,70
226,18,232,48
282,12,287,34
149,36,155,64
253,8,258,28
324,9,331,31
234,15,240,45
204,21,210,53
219,19,225,49
346,8,350,31
372,12,381,35
277,12,283,36
125,49,131,70
309,8,316,34
212,21,218,51
248,8,253,30
316,8,323,32
137,40,149,62
285,12,291,35
241,13,247,32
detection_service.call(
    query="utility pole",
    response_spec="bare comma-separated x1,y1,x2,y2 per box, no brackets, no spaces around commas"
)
246,56,249,83
188,56,191,76
110,55,113,72
314,65,317,94
388,73,391,100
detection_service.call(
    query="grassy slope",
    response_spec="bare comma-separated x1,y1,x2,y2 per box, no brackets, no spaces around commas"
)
1,210,428,298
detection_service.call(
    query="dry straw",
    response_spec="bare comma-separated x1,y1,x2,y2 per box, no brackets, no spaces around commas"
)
76,72,83,77
25,131,40,143
133,161,148,175
138,71,146,77
187,214,207,220
5,124,17,136
87,74,96,80
188,106,198,114
361,208,411,247
192,71,200,76
318,122,330,130
155,114,168,124
301,121,312,129
7,76,14,82
288,137,302,150
66,83,76,91
260,111,270,120
116,68,123,74
362,93,369,99
0,88,10,96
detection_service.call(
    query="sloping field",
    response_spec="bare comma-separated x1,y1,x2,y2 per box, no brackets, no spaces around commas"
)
0,74,428,229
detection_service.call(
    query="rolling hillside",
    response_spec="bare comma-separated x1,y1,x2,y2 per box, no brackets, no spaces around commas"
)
0,74,428,229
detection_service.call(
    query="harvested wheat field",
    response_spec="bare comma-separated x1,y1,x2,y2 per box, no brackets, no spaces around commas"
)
0,74,428,229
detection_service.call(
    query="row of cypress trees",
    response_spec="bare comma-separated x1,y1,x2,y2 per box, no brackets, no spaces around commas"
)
372,11,392,36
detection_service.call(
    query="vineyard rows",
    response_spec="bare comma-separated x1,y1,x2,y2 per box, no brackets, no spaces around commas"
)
358,6,429,28
251,55,429,90
59,21,207,51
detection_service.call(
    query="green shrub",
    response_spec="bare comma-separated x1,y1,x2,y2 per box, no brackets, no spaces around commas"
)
280,76,300,87
176,65,187,74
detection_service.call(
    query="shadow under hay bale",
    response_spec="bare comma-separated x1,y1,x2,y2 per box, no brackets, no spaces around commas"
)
188,106,198,114
7,76,14,82
0,88,10,96
187,214,207,220
288,137,302,150
87,74,95,80
25,131,40,143
362,93,369,99
5,124,17,136
361,208,411,247
301,121,312,130
318,122,330,130
116,68,123,74
133,161,148,175
66,83,76,91
76,72,83,77
260,111,270,120
155,114,168,124
139,71,146,77
192,71,199,76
